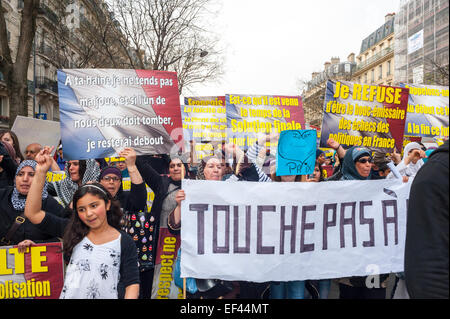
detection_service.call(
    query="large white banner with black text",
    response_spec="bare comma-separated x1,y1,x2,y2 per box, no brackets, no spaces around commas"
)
180,179,411,282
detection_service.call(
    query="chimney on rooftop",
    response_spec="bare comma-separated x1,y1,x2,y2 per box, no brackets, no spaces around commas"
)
385,12,395,22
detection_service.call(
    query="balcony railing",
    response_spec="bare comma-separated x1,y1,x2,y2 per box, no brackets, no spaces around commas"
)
356,46,394,72
39,3,59,25
36,76,58,94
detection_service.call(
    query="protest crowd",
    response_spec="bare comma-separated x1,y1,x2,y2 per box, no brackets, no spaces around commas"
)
0,114,448,299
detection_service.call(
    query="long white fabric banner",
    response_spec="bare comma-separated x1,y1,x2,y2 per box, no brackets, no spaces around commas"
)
180,179,412,282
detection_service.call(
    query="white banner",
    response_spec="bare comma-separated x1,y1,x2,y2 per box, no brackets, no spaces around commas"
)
408,29,423,54
180,179,411,282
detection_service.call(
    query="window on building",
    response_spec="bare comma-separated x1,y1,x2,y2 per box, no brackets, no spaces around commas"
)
387,60,391,76
365,73,368,83
378,65,383,79
371,69,375,83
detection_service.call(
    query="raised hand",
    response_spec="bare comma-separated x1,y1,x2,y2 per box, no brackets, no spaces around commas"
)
119,147,137,167
390,147,401,165
34,148,54,173
406,149,422,165
327,138,340,150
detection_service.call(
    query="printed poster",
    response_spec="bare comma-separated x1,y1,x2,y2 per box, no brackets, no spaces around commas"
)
226,94,305,151
181,96,227,162
320,80,409,152
0,243,64,299
57,69,183,160
401,83,449,138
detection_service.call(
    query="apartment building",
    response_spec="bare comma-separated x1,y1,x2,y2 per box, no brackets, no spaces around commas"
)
394,0,449,85
302,55,356,126
0,0,132,128
353,13,396,86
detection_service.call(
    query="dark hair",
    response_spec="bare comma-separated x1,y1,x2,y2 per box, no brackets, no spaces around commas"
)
62,182,123,262
0,130,24,162
67,160,87,183
270,172,302,182
314,160,325,182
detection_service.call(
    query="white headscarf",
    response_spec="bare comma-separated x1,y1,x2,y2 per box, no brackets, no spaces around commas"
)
401,142,424,177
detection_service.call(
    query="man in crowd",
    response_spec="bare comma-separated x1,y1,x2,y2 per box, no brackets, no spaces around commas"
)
24,143,42,160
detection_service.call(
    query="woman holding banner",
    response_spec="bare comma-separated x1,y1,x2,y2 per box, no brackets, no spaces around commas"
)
0,159,66,247
337,146,389,299
133,153,188,298
170,150,265,299
169,149,262,231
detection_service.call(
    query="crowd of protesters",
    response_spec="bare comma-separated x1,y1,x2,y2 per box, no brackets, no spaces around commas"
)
0,127,448,299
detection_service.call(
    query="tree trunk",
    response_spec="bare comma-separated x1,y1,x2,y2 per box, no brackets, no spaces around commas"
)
7,74,29,128
0,0,40,127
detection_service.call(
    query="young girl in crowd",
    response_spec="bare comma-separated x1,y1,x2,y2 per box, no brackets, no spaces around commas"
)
24,148,140,299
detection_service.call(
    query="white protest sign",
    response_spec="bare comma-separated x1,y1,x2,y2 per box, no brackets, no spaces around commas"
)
180,179,411,282
11,116,61,155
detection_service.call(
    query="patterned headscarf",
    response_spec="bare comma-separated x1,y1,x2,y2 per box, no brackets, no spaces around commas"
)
11,160,49,211
52,159,100,207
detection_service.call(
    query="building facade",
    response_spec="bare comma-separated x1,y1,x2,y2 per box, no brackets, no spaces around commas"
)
353,13,396,86
0,0,132,128
394,0,449,85
302,55,356,126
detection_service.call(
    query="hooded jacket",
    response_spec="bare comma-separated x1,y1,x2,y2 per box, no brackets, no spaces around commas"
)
405,140,449,299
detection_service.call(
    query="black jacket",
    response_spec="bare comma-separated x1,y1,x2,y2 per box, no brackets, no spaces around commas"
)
135,156,181,263
115,181,147,213
0,143,18,189
404,141,449,299
0,187,67,245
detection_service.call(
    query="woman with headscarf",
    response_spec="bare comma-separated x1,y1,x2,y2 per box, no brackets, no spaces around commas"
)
131,153,188,298
0,160,66,247
387,142,425,180
48,159,100,207
99,148,147,212
169,152,263,299
336,146,389,299
340,146,373,180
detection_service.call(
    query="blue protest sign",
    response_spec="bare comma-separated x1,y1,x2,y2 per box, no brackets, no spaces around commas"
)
276,130,317,176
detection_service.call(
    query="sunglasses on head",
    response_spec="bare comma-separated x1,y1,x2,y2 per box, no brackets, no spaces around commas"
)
356,157,372,164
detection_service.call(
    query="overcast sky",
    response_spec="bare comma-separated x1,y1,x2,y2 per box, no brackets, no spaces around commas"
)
185,0,401,98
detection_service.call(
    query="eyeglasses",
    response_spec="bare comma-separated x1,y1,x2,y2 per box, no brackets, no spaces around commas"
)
102,176,121,182
356,158,372,164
